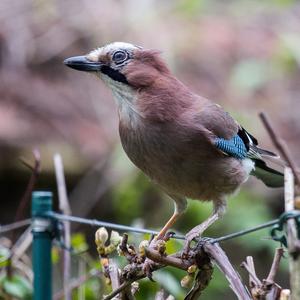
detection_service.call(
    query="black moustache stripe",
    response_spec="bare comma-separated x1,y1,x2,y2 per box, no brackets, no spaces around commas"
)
101,65,128,84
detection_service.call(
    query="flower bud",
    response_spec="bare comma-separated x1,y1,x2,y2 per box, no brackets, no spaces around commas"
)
138,240,149,257
110,230,122,246
95,227,108,247
131,281,139,294
187,264,197,274
181,274,194,289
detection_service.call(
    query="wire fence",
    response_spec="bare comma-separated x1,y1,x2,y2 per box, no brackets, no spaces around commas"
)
2,210,300,245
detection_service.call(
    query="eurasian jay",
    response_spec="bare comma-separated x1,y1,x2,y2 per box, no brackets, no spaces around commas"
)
64,42,283,250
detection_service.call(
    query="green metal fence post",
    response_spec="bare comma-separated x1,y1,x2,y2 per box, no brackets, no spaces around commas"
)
31,191,53,300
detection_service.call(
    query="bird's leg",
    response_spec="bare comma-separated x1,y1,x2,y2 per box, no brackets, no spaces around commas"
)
155,211,181,241
152,195,187,241
143,196,187,277
183,198,226,256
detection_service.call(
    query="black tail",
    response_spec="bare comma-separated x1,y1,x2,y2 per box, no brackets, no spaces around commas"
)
251,159,284,188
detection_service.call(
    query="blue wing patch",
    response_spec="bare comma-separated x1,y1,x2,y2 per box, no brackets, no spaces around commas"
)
215,135,248,159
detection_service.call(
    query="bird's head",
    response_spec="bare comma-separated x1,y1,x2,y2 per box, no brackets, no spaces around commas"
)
64,42,170,93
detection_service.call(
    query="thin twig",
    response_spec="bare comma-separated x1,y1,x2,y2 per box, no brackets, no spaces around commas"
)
265,248,284,284
108,259,121,297
246,256,261,287
54,153,72,300
53,269,102,300
145,248,190,270
12,149,41,237
242,245,284,298
240,260,262,287
11,227,32,263
259,112,300,187
0,219,31,234
103,280,138,300
7,149,40,277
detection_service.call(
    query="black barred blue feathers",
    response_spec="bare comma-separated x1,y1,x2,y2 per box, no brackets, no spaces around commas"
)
214,128,284,187
215,135,248,159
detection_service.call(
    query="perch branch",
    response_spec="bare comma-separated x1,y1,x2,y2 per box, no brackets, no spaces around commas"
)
203,242,251,300
105,238,251,300
145,248,190,270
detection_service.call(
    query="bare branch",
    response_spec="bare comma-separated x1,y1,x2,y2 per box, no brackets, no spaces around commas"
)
240,256,263,290
103,280,137,300
242,248,284,299
266,248,284,284
7,149,41,277
203,242,251,300
259,112,300,187
108,259,121,296
54,153,72,300
145,248,190,270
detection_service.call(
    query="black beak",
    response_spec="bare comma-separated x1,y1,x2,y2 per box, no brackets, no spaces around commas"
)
64,56,102,72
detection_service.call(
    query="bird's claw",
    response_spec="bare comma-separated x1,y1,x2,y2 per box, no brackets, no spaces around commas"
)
142,238,161,279
142,258,156,281
142,232,172,278
182,230,202,258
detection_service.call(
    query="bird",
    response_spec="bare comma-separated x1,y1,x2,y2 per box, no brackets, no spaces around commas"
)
64,42,284,251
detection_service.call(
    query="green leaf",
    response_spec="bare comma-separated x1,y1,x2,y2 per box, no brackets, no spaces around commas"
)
1,274,32,300
154,269,184,298
51,246,60,264
279,33,300,66
71,233,89,253
0,247,10,268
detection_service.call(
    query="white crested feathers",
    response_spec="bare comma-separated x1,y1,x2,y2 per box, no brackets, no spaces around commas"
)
87,42,141,62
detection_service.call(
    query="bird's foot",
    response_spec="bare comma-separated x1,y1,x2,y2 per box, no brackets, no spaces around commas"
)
182,221,213,258
143,257,157,280
182,229,200,259
182,213,220,258
142,239,162,280
142,232,173,279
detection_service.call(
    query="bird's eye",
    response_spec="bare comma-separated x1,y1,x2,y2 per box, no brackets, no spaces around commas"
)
112,50,128,64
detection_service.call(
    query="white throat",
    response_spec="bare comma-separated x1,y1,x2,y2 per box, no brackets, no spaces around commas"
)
99,73,141,125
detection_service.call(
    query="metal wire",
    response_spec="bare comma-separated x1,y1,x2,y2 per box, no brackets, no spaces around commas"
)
47,212,186,240
0,219,31,234
47,211,300,244
6,211,299,244
210,218,279,244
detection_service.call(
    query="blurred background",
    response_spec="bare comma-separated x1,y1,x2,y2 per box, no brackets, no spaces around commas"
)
1,0,300,299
